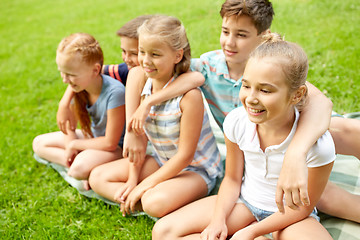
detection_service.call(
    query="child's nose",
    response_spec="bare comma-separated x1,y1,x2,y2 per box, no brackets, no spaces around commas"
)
143,55,151,65
246,92,259,105
226,34,236,47
123,53,129,62
62,75,70,83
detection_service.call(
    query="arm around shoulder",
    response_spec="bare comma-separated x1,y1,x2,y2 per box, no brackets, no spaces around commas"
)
276,81,333,212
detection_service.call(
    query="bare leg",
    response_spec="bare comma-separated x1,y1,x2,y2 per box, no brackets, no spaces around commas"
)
67,147,123,180
32,130,84,166
274,216,332,240
152,196,255,239
317,181,360,223
88,155,159,202
330,117,360,159
33,131,68,166
141,171,208,218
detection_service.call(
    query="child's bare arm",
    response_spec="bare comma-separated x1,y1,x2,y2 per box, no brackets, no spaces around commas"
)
67,106,125,152
57,85,76,134
122,67,149,164
129,71,205,135
276,82,332,213
202,136,244,240
233,162,334,239
118,160,144,216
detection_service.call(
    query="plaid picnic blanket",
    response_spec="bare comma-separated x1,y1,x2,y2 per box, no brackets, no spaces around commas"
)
34,112,360,239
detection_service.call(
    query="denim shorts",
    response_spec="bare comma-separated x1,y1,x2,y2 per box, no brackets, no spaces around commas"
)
153,155,217,194
238,196,320,222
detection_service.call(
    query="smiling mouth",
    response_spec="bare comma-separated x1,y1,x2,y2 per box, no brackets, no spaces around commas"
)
248,107,265,115
143,67,155,73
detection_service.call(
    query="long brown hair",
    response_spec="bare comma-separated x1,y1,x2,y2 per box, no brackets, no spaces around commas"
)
57,33,104,137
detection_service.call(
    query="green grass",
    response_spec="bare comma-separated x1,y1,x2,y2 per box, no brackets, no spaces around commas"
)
0,0,359,239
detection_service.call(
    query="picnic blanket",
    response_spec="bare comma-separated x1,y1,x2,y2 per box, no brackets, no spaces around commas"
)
34,112,360,239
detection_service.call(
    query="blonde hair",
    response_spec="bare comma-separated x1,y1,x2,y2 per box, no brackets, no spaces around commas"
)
137,15,191,76
57,33,104,137
250,32,308,108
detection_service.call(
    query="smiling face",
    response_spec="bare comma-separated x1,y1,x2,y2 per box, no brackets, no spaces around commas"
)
138,34,182,83
220,15,264,70
120,36,139,70
240,57,296,126
56,52,99,93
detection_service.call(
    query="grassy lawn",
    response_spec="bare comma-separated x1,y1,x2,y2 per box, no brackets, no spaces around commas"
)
0,0,359,239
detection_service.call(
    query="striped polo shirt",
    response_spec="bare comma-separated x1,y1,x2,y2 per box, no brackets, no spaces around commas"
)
141,78,223,179
191,50,242,131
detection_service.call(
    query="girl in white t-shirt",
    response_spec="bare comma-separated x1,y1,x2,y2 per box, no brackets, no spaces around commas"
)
152,33,335,240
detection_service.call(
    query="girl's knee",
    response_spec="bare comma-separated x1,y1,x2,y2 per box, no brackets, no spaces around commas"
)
32,135,44,153
68,160,91,180
88,165,105,189
152,218,173,240
142,190,170,218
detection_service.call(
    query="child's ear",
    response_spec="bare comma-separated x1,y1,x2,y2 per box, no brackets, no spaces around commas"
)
93,63,102,75
174,49,184,64
291,85,307,105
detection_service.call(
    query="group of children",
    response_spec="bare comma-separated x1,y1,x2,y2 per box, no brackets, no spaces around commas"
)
32,0,360,239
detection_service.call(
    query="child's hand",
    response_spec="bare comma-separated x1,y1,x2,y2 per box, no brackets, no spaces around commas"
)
122,181,151,216
200,220,228,240
114,181,136,203
65,141,78,167
123,131,147,166
57,104,76,134
127,100,151,136
115,181,137,217
276,151,309,213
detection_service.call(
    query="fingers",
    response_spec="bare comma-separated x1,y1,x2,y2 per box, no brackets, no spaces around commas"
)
220,232,227,240
131,119,145,136
123,147,128,158
114,188,126,203
122,187,132,201
58,121,67,134
299,185,310,206
275,188,285,213
276,186,310,213
291,189,302,208
120,203,126,217
128,149,145,165
127,118,133,132
69,117,76,131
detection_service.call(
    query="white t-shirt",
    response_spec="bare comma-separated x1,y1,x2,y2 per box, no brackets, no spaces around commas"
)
223,107,336,212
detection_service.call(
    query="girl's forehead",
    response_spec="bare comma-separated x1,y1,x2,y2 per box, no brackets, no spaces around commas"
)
56,52,88,70
56,51,81,61
245,57,287,83
139,35,171,50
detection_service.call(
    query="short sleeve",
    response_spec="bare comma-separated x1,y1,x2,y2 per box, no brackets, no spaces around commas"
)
306,131,336,168
107,84,125,110
223,107,248,144
190,58,208,86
